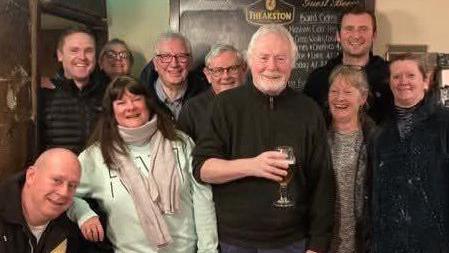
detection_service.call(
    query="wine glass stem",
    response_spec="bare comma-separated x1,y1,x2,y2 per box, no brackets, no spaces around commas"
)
279,185,288,201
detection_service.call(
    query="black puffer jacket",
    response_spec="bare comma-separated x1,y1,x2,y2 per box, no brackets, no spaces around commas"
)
369,96,449,253
0,172,80,253
139,60,209,121
38,70,106,154
303,53,393,124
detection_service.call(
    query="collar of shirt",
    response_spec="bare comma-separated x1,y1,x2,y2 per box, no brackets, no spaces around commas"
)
155,78,188,119
155,78,188,104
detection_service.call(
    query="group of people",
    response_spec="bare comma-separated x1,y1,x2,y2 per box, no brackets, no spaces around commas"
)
1,4,448,253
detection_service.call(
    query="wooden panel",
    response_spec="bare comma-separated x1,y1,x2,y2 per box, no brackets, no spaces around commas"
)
40,0,107,29
0,0,33,179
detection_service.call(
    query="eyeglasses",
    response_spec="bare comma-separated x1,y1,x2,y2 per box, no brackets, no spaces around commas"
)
105,50,130,61
207,64,241,77
156,53,190,63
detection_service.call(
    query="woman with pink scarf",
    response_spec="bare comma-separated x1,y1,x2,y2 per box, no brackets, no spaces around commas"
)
68,76,218,253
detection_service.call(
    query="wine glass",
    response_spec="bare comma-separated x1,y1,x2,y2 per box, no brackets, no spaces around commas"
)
273,145,295,208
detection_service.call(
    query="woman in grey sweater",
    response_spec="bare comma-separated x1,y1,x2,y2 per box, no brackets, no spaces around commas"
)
327,65,375,253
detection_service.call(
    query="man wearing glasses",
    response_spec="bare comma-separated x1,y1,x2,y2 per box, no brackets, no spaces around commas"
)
303,5,393,124
140,32,208,121
178,44,247,141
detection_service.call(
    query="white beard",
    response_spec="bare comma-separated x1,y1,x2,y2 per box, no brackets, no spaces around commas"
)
253,80,287,96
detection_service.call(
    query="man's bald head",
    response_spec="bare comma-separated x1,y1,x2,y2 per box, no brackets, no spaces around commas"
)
33,148,80,172
22,148,81,226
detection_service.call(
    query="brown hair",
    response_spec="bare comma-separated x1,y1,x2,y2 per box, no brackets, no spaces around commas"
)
87,76,181,168
328,65,370,128
329,65,369,98
57,27,96,51
338,5,377,33
389,53,427,79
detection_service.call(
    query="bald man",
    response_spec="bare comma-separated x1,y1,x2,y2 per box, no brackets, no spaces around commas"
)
0,148,81,253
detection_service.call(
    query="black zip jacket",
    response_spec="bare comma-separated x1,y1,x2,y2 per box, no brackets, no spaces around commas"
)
38,70,106,154
0,172,80,253
303,53,393,124
193,83,335,252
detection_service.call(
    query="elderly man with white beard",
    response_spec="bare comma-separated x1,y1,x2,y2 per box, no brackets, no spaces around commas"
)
193,24,335,253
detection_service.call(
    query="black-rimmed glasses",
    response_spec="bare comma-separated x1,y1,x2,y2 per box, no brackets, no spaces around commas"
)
105,50,130,61
156,53,190,63
207,64,241,77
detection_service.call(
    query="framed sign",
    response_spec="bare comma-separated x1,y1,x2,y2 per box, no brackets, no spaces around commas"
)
170,0,375,89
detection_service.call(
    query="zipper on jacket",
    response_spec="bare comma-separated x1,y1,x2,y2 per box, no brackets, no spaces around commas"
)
28,238,34,253
268,96,275,148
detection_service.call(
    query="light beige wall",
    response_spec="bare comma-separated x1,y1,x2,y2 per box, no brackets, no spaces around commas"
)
106,0,169,76
374,0,449,56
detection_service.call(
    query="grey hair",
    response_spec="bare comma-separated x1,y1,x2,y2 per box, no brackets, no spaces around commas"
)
154,31,192,55
205,44,245,66
329,65,369,96
246,24,298,66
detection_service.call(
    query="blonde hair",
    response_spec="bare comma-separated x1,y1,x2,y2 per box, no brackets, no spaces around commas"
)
329,65,369,97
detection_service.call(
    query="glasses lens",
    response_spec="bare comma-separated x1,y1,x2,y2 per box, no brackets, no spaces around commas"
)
208,65,240,77
117,52,129,60
157,53,190,63
175,54,189,63
105,51,117,59
106,51,129,60
208,68,223,77
157,54,169,63
228,65,241,74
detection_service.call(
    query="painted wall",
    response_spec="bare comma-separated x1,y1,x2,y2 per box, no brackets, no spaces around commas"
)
106,0,449,75
106,0,169,76
374,0,449,56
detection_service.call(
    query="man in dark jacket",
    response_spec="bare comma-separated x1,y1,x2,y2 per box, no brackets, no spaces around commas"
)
193,25,334,253
177,44,247,141
140,32,208,121
303,6,393,123
0,148,81,253
39,27,106,154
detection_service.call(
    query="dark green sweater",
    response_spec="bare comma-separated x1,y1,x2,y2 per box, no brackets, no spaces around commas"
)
193,83,335,251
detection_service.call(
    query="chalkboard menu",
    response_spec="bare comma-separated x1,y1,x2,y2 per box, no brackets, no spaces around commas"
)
170,0,374,90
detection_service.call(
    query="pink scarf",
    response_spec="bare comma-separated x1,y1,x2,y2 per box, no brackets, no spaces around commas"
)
115,116,179,247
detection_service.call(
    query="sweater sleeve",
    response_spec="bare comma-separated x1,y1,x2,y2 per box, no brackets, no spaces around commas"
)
192,96,229,183
181,136,218,253
67,148,99,227
305,106,335,252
